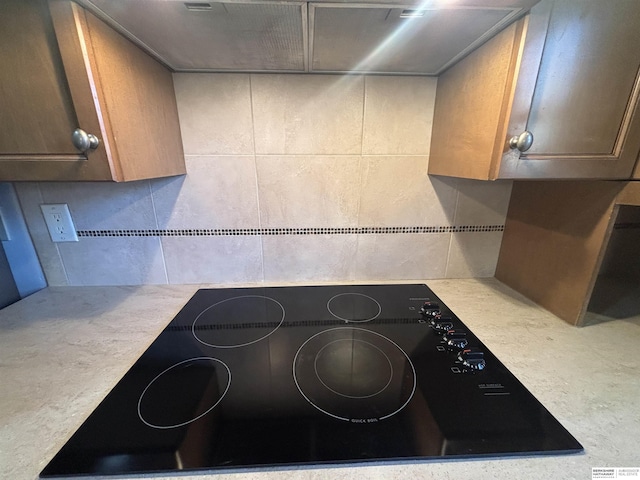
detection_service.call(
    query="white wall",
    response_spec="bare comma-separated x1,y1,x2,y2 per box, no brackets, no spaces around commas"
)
15,74,511,286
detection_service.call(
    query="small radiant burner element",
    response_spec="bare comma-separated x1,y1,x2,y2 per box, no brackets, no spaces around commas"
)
327,293,381,322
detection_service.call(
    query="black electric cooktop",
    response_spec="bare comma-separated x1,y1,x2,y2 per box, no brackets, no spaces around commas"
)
41,284,582,477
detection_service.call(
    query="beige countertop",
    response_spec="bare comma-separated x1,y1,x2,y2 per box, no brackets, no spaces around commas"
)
1,278,639,480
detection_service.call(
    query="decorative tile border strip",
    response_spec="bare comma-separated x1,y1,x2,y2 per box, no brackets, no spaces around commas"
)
76,225,504,237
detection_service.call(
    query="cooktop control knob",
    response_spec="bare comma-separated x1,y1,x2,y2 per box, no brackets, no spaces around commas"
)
420,301,441,319
430,317,454,333
443,330,468,349
457,348,486,371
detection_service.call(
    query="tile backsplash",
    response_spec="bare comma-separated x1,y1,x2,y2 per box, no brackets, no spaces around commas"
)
15,74,512,286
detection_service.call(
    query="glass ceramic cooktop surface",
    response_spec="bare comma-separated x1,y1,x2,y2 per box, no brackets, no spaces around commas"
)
41,284,582,477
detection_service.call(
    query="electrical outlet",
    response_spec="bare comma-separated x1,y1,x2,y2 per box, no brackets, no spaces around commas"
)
40,204,79,242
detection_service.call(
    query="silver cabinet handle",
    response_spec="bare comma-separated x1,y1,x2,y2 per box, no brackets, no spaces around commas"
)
71,128,100,153
509,131,534,152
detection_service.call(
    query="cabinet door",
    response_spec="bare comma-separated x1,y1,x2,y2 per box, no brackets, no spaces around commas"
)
499,0,640,179
0,0,114,181
0,0,78,157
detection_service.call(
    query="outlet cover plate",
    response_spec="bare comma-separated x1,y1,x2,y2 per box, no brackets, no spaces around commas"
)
40,204,79,242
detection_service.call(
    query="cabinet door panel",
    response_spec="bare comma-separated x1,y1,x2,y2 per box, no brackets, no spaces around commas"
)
527,0,640,156
0,0,78,156
500,0,640,179
83,11,185,181
0,0,183,181
0,0,116,181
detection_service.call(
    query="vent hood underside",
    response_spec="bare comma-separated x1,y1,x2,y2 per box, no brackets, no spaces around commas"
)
76,0,538,75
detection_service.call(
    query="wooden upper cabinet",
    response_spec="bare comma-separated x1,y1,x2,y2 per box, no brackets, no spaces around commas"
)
0,0,185,182
428,0,640,180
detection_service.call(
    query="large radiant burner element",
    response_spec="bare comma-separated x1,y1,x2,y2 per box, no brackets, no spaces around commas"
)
293,327,416,422
192,295,285,348
137,357,231,429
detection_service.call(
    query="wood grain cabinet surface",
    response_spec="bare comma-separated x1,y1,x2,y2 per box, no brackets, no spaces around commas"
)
0,0,185,182
495,180,640,326
428,0,640,180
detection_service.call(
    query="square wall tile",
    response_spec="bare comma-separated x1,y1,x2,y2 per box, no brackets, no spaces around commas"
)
359,157,457,227
173,73,254,155
152,156,260,229
363,76,437,155
38,181,157,230
252,74,364,154
262,234,358,283
256,156,361,227
13,183,68,286
58,237,167,286
446,231,504,278
454,179,513,226
355,233,450,280
162,236,263,284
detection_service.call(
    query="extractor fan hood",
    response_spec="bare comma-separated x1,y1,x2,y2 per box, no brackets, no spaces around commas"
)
75,0,539,75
